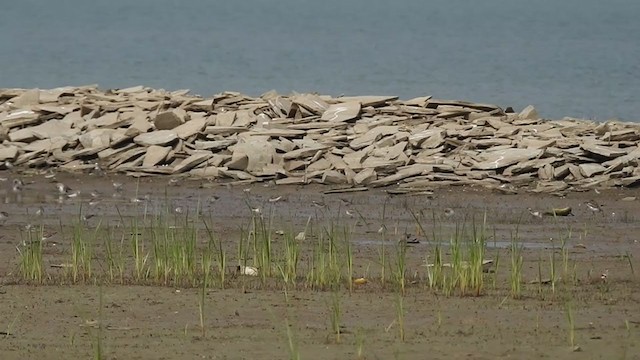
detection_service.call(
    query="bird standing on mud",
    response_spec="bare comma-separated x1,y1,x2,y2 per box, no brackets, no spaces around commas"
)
528,207,542,219
584,200,603,215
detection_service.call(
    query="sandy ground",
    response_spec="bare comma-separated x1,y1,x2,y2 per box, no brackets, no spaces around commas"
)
0,170,639,359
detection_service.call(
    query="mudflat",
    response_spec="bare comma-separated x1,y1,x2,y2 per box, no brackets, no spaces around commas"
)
0,172,639,359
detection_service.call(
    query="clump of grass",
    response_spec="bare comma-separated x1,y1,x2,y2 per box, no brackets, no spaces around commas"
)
70,218,99,283
282,290,301,360
509,229,524,299
203,219,225,288
198,272,207,338
17,225,45,283
279,231,300,287
564,301,576,348
422,214,488,297
343,227,354,294
103,229,125,284
625,251,634,275
355,327,366,359
249,209,273,284
425,244,443,290
392,242,407,295
328,291,342,343
549,252,557,294
92,286,105,360
305,224,345,290
394,293,405,342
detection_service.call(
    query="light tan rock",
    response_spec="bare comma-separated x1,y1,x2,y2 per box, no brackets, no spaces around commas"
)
335,96,398,107
579,163,606,178
134,130,178,146
291,94,329,114
353,168,377,185
283,146,328,160
10,89,40,106
173,152,212,173
580,143,627,158
321,102,361,122
322,170,346,184
173,117,207,139
230,138,275,173
0,145,19,161
519,105,538,120
350,126,398,149
474,148,543,170
143,145,171,167
1,110,40,129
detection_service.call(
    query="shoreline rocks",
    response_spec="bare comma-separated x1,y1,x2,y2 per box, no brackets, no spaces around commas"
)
1,85,639,193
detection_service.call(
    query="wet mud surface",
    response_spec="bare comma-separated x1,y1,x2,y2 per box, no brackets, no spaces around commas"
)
0,170,639,359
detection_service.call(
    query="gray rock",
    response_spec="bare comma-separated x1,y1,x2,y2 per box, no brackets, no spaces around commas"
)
154,111,184,130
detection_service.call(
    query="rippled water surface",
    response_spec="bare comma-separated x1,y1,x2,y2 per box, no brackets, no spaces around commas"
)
1,0,639,120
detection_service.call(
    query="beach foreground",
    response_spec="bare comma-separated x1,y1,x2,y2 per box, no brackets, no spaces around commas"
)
0,173,638,359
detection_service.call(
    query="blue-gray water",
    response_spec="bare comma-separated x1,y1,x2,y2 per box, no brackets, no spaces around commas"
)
1,0,638,121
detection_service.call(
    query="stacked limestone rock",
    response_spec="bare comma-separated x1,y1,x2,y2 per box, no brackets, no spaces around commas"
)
1,85,639,193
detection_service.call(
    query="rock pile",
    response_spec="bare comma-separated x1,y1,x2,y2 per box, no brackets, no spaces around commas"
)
1,85,639,193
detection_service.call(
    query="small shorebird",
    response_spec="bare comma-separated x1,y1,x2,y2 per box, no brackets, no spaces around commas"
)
12,179,23,193
174,206,184,214
339,198,352,206
443,208,455,218
404,234,420,245
585,200,603,214
312,200,326,208
112,182,124,192
35,206,44,217
56,182,70,195
528,208,542,219
92,163,105,176
90,190,102,198
237,265,258,276
295,232,306,241
345,209,355,217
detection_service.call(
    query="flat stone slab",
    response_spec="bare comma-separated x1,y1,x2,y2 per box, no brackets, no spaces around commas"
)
173,152,212,173
134,130,178,146
0,145,18,161
321,102,361,122
475,148,543,170
143,145,171,167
